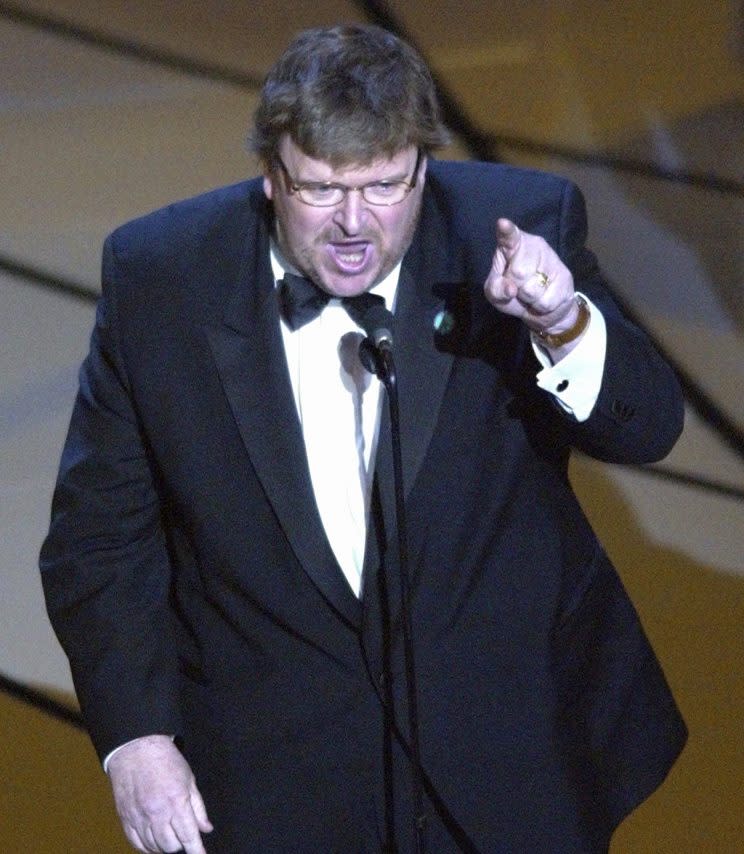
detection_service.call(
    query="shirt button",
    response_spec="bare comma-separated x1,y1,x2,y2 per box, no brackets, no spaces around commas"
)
556,379,569,392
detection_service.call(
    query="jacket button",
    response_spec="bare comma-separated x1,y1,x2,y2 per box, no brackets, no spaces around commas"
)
611,399,635,421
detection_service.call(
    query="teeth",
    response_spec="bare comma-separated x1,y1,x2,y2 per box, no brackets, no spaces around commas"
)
338,251,364,263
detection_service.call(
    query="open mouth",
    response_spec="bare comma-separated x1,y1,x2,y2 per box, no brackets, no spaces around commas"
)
328,241,372,274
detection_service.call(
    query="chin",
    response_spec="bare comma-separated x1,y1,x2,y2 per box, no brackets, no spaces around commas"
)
322,271,379,297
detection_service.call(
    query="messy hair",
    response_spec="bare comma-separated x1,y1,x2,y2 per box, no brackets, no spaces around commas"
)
249,24,450,167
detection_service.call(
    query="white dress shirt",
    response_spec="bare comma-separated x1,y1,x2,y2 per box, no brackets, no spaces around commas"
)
272,248,399,597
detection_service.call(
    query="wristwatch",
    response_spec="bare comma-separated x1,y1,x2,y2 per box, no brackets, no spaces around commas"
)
535,294,590,348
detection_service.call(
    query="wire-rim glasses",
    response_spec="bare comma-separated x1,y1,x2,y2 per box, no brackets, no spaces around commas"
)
274,149,422,207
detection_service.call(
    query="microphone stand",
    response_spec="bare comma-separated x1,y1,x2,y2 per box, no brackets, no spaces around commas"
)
361,338,427,854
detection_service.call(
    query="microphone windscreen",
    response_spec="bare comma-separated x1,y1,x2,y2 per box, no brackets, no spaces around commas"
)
359,302,394,348
358,338,380,376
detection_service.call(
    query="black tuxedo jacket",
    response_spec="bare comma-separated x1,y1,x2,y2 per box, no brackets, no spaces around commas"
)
41,160,686,852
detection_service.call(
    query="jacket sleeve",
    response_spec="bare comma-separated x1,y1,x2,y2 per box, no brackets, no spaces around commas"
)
39,234,182,762
554,180,685,463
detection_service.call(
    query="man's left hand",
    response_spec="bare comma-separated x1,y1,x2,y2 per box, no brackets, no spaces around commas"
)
484,218,580,340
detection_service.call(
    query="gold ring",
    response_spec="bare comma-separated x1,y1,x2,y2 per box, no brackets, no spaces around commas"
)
535,271,550,288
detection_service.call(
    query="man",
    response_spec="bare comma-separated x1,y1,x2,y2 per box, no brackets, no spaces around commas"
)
40,24,686,854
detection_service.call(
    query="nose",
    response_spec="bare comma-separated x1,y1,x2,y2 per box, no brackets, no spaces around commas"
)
332,189,367,234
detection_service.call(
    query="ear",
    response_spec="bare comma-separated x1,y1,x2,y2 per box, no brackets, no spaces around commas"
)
418,154,428,183
263,172,274,200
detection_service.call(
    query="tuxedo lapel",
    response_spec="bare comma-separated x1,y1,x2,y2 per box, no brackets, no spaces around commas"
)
362,181,458,640
371,267,456,552
205,208,362,627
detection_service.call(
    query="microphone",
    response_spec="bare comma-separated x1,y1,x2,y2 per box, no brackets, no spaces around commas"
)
356,302,394,379
356,299,428,851
359,302,394,352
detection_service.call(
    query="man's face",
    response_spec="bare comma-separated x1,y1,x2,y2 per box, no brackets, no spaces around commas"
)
263,137,426,297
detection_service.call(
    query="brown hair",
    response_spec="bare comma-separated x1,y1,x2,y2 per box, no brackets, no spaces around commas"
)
249,24,450,167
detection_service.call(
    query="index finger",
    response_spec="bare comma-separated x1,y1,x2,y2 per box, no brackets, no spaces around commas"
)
171,812,208,854
495,218,521,255
178,829,207,854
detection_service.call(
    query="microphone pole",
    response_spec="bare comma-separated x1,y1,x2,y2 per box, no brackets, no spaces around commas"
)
359,305,427,854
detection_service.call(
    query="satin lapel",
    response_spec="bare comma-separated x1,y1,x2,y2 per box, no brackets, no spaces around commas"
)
205,219,362,628
374,171,462,548
361,179,465,683
372,267,456,547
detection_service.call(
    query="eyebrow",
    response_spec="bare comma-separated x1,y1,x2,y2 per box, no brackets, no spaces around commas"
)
293,155,418,186
297,171,403,186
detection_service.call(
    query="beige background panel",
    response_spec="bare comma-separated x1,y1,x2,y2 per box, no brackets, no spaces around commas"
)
0,691,129,852
9,0,365,74
571,456,744,850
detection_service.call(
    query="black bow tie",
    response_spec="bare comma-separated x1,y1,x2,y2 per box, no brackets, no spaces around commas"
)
278,273,384,331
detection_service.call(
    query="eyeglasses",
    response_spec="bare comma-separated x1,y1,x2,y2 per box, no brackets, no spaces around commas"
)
274,149,422,207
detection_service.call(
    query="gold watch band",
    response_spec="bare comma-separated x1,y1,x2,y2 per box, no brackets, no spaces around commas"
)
535,295,590,348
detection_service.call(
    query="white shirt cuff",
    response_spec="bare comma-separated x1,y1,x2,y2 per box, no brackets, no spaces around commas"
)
102,740,132,773
531,293,607,422
102,735,175,773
